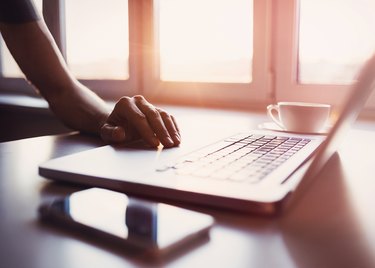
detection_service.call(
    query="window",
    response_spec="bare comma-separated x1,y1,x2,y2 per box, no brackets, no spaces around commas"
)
65,0,129,80
299,0,375,85
1,0,375,111
0,38,22,78
143,0,271,108
0,0,43,78
0,0,137,98
275,0,375,109
158,0,253,83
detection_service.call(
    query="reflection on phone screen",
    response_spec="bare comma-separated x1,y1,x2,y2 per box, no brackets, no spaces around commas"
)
41,188,213,253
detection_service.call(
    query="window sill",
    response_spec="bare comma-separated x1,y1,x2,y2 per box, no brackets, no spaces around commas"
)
1,91,375,125
0,92,51,115
0,92,71,142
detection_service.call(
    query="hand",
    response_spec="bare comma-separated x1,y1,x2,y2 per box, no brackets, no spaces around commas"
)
100,95,181,148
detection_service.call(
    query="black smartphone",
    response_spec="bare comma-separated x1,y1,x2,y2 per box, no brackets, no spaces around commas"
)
39,188,214,257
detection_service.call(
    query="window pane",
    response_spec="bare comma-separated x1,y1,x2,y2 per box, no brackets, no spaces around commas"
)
158,0,253,83
0,0,43,78
298,0,375,84
65,0,129,80
0,37,23,77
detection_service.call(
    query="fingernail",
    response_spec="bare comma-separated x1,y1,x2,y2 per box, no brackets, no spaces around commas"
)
151,137,160,147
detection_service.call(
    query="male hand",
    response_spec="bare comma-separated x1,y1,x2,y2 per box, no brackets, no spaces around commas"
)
100,95,181,148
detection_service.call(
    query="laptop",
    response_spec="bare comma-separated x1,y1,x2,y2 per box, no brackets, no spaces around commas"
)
39,54,375,215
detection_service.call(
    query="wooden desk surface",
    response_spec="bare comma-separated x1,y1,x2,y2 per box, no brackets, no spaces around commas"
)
1,106,375,268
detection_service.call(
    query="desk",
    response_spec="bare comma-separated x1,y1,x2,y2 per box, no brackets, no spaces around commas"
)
1,106,375,268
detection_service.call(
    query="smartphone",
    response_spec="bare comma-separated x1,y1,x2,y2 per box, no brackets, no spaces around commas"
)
38,188,214,257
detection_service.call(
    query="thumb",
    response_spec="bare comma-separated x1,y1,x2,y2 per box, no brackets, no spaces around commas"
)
100,124,126,143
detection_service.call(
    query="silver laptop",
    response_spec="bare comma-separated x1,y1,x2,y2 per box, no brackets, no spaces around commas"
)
39,54,375,215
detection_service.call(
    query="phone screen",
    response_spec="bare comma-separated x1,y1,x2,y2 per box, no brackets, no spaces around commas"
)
39,188,213,254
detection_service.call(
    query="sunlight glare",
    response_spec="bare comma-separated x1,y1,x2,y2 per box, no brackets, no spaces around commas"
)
299,0,375,84
65,0,129,80
159,0,253,83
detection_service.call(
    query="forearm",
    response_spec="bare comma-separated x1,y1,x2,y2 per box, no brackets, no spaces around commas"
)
0,19,181,147
0,20,109,135
48,82,110,135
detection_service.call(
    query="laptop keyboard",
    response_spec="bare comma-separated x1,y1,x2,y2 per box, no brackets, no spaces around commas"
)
157,133,311,184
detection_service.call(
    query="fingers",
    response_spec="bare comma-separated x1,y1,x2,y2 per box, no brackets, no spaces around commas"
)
109,95,180,148
134,96,180,147
171,115,180,135
114,96,160,147
100,124,126,143
156,108,181,145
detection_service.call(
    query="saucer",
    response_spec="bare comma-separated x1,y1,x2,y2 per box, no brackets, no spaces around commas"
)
258,122,331,135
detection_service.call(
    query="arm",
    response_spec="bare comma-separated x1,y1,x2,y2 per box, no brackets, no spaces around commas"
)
0,20,109,135
0,20,180,147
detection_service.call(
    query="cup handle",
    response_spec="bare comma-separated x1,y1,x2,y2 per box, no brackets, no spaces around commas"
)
267,104,285,130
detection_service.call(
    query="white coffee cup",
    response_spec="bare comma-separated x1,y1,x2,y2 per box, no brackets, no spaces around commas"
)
266,102,331,133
